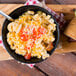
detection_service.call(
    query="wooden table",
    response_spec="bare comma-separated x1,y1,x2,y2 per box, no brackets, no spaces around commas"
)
1,0,76,4
0,4,76,76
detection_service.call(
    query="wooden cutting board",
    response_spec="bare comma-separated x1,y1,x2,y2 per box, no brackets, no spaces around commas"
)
0,4,76,61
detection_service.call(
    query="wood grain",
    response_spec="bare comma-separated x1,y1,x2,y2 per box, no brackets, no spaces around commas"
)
47,5,75,21
0,60,44,76
0,0,76,4
56,0,76,4
0,53,75,76
36,53,76,76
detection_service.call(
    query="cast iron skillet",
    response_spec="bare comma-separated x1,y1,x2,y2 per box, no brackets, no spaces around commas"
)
2,5,59,63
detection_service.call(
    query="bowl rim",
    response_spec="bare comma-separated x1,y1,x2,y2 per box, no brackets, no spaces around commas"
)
2,5,60,64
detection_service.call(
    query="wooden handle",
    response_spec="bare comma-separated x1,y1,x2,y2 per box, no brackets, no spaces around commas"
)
64,17,76,40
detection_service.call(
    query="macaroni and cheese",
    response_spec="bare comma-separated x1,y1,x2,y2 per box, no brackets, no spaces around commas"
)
7,11,56,60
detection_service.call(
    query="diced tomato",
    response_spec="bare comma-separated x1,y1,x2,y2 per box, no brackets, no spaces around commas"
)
25,46,27,50
25,31,28,34
37,34,41,39
46,42,53,51
37,27,46,39
38,27,46,35
33,28,37,38
27,47,30,50
24,53,31,60
30,43,34,48
27,26,30,30
20,28,23,33
25,46,30,50
20,27,30,41
33,40,35,44
30,35,33,39
20,28,28,34
20,34,29,41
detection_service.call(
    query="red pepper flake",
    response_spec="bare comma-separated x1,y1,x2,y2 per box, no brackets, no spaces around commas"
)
29,39,35,48
37,34,41,39
20,28,23,33
33,41,35,44
24,53,31,60
38,27,46,34
33,28,37,38
27,47,30,50
25,31,28,34
25,46,27,49
20,34,29,41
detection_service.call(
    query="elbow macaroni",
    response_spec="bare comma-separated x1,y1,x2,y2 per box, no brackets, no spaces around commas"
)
7,11,56,59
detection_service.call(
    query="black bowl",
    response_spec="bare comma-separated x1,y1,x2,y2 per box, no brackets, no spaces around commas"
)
2,5,59,64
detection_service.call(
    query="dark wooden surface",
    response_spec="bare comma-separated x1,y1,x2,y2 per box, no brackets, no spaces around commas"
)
0,0,76,4
0,53,76,76
0,60,44,76
0,3,76,76
36,53,76,76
